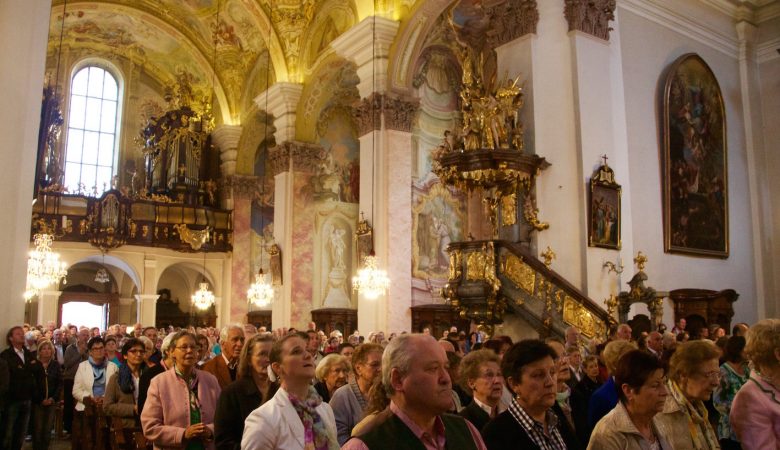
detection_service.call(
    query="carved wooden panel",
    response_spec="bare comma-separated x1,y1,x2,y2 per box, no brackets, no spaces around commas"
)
311,308,357,336
669,288,738,335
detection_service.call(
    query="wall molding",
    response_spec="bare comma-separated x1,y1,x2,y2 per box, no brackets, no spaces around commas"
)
619,0,738,58
757,37,780,63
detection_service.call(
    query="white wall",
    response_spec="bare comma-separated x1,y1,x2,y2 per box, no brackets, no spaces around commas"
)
0,1,52,335
618,5,758,324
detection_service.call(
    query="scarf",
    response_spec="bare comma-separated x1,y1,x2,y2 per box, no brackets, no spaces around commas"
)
118,362,145,395
89,356,107,397
668,380,720,450
288,386,338,450
174,364,204,450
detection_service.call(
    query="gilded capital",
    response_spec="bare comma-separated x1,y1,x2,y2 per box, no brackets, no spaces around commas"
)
267,140,323,176
487,0,539,46
352,93,419,136
564,0,616,41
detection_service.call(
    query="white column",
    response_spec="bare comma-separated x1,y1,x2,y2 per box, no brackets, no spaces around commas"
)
254,83,303,143
37,290,62,327
736,21,772,319
331,16,399,97
212,124,243,176
0,0,51,335
135,294,160,327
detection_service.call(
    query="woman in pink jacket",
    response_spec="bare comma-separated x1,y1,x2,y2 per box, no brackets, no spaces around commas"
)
730,319,780,450
141,331,221,450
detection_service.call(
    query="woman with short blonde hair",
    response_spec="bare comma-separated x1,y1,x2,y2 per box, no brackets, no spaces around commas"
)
730,319,780,449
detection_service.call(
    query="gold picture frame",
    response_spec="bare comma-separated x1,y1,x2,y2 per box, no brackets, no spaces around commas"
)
588,160,621,250
662,53,728,258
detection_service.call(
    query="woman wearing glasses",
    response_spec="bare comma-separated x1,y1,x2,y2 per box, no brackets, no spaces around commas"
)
104,338,148,427
141,331,221,449
655,340,721,450
242,332,339,449
459,349,504,432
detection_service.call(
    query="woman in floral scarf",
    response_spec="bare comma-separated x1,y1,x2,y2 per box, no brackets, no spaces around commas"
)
242,332,339,450
655,340,722,449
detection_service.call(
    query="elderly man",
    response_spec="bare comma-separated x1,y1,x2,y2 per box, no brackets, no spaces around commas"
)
203,324,244,388
132,322,143,338
63,327,89,435
615,323,632,341
331,343,384,445
343,334,486,449
142,327,161,364
647,331,663,359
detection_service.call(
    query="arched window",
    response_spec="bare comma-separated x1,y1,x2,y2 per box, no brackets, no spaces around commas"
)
64,65,120,196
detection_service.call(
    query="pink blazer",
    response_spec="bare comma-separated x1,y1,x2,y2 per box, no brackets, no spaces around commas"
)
730,371,780,450
140,368,221,450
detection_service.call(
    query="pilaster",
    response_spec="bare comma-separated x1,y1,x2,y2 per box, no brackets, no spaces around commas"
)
736,21,772,318
212,124,243,177
225,175,262,324
135,294,160,327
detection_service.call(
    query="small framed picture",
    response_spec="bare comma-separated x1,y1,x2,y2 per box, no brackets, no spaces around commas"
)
588,160,621,250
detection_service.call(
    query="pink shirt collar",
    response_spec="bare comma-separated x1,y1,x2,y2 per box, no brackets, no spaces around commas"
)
390,401,446,450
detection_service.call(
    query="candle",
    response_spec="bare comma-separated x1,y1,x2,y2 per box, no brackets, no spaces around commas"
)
62,215,67,231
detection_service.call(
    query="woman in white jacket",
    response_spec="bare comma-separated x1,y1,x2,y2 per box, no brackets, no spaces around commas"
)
73,336,118,411
242,332,338,450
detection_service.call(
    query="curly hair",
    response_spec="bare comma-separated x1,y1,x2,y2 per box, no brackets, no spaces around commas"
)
669,340,721,381
745,319,780,372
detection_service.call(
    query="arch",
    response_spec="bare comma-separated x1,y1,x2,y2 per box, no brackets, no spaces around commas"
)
70,253,141,294
155,261,215,294
296,54,359,143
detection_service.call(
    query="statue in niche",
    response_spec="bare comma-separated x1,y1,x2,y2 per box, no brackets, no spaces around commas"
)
322,223,351,308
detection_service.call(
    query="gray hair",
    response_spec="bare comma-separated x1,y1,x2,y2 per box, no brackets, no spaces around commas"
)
220,323,245,344
382,333,424,396
161,332,176,356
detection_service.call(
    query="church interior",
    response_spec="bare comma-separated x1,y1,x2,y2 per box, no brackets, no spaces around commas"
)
0,0,778,340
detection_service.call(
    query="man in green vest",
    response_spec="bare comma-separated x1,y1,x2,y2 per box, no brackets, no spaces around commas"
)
343,333,487,449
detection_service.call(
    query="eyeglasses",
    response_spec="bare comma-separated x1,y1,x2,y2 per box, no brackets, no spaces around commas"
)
698,371,722,381
127,349,146,355
175,345,199,352
90,346,105,351
479,371,503,381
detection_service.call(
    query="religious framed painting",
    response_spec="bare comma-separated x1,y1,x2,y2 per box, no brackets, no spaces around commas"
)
662,53,728,258
588,159,621,250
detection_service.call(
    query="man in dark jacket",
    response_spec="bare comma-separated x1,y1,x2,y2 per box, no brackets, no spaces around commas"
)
62,327,89,435
0,325,43,450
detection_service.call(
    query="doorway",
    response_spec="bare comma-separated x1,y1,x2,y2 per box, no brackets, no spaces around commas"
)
61,301,107,330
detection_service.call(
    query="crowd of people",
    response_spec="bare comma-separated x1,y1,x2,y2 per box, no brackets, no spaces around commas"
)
0,317,777,450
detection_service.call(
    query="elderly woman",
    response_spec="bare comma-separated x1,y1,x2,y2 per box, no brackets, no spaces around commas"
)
588,339,636,430
330,343,383,445
214,335,278,450
141,331,221,449
458,349,504,431
242,332,338,449
32,339,61,450
104,338,147,428
314,353,350,402
482,339,579,449
655,340,721,450
713,335,748,450
730,319,780,449
589,350,670,449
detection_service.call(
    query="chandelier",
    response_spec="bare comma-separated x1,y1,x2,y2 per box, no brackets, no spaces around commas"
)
247,268,274,307
192,282,215,310
25,233,68,299
94,267,110,284
352,251,390,300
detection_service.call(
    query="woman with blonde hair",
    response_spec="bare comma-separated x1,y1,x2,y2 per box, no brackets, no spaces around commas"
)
655,339,721,449
730,319,780,449
32,339,61,450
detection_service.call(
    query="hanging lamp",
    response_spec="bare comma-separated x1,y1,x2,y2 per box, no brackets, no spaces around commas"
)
352,9,390,299
94,251,110,284
192,252,215,310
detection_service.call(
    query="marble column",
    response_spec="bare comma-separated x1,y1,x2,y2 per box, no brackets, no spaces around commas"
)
37,290,62,326
223,175,262,324
334,16,423,334
0,0,50,336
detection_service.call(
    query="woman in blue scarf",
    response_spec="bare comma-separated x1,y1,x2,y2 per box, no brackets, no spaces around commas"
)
105,338,148,427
